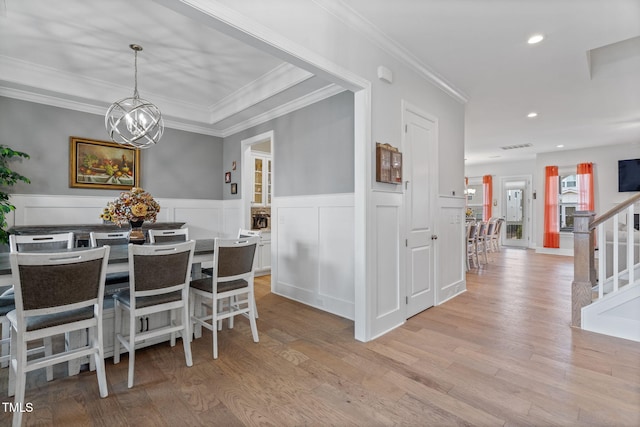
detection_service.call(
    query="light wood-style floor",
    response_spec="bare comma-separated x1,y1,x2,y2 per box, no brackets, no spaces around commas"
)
2,248,639,426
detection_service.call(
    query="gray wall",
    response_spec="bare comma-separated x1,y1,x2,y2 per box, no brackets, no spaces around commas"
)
223,91,354,199
0,97,223,199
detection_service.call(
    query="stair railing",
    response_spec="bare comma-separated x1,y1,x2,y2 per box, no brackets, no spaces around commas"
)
572,193,640,327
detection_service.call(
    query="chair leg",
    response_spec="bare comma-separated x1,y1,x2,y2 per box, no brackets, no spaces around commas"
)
248,288,259,344
189,291,196,342
127,313,136,388
8,326,17,397
43,337,53,381
92,324,108,398
217,299,224,331
182,299,193,367
11,331,26,427
1,318,9,368
170,309,177,347
229,296,235,329
88,328,96,372
113,301,122,364
212,295,219,360
483,241,489,263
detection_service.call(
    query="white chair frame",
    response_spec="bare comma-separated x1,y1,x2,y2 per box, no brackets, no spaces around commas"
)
8,247,110,427
2,233,74,374
148,228,189,244
89,231,130,247
190,236,259,359
113,240,195,388
237,229,261,318
9,232,74,253
238,228,261,238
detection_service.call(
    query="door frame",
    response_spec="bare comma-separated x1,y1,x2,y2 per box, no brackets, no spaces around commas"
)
499,175,532,248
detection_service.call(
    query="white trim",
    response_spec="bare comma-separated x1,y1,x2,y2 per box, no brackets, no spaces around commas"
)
219,84,345,137
209,63,313,124
582,282,640,343
354,88,371,341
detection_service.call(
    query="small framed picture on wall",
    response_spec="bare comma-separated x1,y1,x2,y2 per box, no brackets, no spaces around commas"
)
225,171,231,183
230,183,237,194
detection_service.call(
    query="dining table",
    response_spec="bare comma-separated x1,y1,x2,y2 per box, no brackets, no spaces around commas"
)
0,239,216,376
0,238,215,288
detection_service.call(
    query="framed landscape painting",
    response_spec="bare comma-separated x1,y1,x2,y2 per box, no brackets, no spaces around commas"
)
70,136,140,190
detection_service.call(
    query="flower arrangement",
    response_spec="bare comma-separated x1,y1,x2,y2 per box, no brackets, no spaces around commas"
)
466,207,474,218
100,187,160,226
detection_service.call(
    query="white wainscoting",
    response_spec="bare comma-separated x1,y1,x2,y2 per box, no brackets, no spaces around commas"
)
271,193,355,320
437,196,467,304
8,194,241,240
369,191,405,339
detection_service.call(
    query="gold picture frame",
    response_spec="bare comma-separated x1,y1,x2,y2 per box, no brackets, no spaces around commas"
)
70,136,140,190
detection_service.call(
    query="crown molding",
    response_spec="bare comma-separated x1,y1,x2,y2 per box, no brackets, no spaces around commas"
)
208,63,314,124
219,84,345,137
0,85,107,116
312,0,468,104
0,80,347,140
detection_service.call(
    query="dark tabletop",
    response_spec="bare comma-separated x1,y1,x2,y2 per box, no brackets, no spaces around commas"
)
0,239,214,277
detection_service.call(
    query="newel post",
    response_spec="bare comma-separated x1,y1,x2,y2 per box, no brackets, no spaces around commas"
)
571,211,596,327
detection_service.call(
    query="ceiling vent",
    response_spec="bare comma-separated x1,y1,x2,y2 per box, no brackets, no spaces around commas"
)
500,143,533,150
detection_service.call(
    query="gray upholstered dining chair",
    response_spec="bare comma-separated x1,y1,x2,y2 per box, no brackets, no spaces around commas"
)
9,232,74,253
90,230,130,247
190,236,259,359
7,247,110,427
148,228,189,244
1,233,74,376
113,240,195,388
89,231,131,286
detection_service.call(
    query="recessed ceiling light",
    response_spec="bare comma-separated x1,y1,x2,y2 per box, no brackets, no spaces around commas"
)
528,34,544,44
557,144,564,148
527,112,538,118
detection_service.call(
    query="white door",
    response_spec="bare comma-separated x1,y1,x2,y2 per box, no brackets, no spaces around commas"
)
404,107,437,318
502,178,529,248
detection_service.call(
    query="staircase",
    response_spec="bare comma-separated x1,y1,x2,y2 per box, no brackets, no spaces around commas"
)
572,193,640,342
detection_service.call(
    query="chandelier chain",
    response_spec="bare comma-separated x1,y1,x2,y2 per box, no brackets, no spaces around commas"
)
133,49,139,99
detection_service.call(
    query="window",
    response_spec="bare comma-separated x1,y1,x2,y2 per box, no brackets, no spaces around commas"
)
559,174,577,231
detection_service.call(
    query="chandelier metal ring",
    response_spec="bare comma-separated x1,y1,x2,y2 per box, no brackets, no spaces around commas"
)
105,44,163,149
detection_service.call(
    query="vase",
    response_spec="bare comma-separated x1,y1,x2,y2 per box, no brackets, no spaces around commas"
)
129,219,146,244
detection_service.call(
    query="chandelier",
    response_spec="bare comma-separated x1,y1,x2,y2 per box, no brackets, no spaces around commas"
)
105,44,164,149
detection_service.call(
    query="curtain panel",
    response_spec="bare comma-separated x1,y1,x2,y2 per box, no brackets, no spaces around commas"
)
543,165,559,248
577,162,595,211
482,175,492,221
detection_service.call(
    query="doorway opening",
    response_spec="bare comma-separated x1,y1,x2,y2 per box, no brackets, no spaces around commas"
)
501,176,531,248
241,131,274,231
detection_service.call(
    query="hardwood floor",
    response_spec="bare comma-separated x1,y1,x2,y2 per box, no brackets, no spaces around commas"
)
2,248,639,426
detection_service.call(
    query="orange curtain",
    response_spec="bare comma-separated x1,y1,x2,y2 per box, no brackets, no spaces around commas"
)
544,166,560,248
577,162,594,211
482,175,492,221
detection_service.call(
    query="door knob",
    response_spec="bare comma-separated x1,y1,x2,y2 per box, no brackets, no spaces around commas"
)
431,235,438,240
